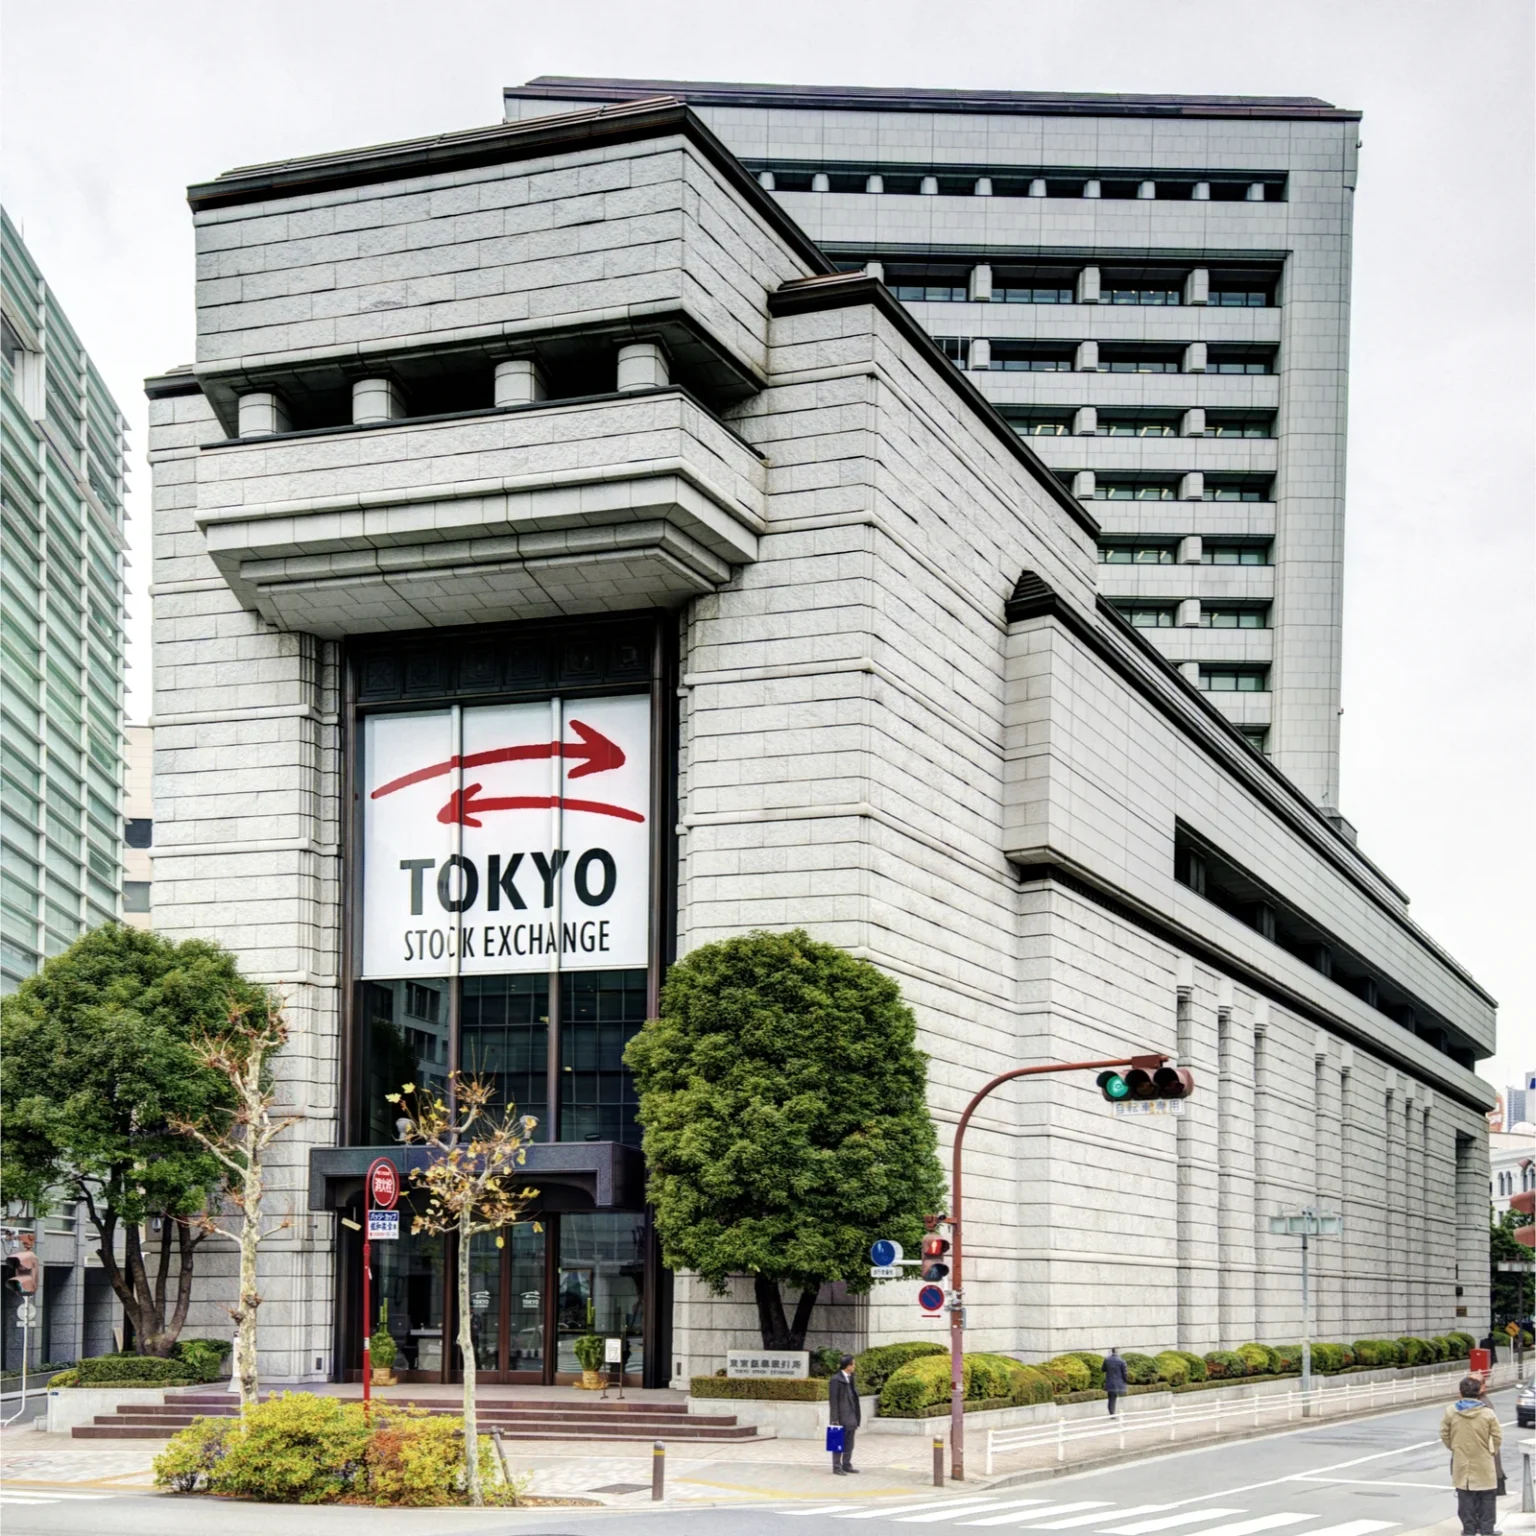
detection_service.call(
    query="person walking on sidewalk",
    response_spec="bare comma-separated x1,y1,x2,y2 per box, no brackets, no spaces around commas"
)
1439,1374,1503,1536
1104,1348,1128,1417
828,1354,861,1475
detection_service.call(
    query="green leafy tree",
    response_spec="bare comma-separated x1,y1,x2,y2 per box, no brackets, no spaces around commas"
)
0,925,269,1356
625,929,947,1350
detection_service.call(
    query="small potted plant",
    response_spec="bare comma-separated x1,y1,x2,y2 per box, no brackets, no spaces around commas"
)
572,1333,607,1390
370,1300,399,1387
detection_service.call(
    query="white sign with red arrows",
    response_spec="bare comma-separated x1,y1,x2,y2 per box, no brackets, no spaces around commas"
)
361,695,650,978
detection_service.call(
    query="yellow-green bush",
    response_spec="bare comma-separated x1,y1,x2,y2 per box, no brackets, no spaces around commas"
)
1152,1351,1189,1387
1122,1351,1160,1385
1068,1351,1106,1389
1043,1355,1092,1393
853,1342,946,1395
1202,1351,1246,1379
878,1352,1052,1416
152,1393,523,1507
1237,1342,1276,1374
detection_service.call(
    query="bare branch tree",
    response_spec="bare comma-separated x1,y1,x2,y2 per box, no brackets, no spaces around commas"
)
169,998,299,1414
391,1074,537,1508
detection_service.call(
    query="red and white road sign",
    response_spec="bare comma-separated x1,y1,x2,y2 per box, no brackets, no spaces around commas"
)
367,1158,399,1211
361,696,650,978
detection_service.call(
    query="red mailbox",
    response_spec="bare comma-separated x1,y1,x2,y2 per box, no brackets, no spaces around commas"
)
1469,1346,1490,1375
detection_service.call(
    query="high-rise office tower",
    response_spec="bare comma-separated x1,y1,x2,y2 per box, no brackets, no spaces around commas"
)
1,208,129,990
506,80,1358,811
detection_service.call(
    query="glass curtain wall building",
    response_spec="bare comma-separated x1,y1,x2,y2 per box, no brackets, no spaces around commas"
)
0,208,128,991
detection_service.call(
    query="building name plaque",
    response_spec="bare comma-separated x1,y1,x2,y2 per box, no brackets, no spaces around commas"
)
726,1350,809,1379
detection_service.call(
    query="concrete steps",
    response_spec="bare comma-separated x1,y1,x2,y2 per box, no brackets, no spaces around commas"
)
71,1392,759,1442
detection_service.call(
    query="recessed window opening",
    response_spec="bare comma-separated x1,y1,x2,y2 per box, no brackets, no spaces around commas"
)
1098,541,1177,565
1100,346,1183,374
1204,476,1273,502
1096,477,1179,501
886,264,971,302
1205,411,1274,438
1004,409,1074,436
934,336,970,367
992,266,1077,304
1114,603,1178,628
1201,543,1271,565
990,342,1074,371
1200,666,1269,692
1207,346,1275,375
1201,606,1269,629
1099,412,1180,437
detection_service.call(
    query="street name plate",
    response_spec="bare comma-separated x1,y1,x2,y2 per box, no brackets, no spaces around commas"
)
869,1264,901,1279
1113,1100,1186,1117
726,1350,808,1379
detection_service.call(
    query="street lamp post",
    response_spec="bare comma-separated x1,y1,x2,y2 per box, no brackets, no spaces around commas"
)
947,1051,1170,1482
1268,1206,1342,1402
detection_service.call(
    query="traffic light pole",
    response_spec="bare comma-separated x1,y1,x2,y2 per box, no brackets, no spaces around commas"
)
947,1052,1167,1483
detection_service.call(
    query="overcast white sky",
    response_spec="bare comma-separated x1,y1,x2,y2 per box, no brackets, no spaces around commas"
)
2,0,1531,1092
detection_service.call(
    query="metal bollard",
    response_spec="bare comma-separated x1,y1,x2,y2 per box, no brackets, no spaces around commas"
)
652,1440,665,1501
1522,1443,1533,1516
933,1437,945,1487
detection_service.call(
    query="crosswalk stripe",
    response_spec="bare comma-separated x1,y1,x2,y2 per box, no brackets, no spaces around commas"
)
2,1490,112,1500
961,1503,1114,1528
0,1495,56,1505
897,1501,1060,1524
1102,1509,1248,1534
834,1499,1017,1521
1152,1515,1313,1536
1032,1508,1173,1530
779,1505,871,1516
1262,1525,1395,1536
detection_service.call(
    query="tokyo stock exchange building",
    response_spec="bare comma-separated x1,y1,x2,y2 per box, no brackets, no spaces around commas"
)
146,93,1497,1388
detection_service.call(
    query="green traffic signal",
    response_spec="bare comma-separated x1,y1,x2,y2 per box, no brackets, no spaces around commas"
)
1097,1070,1132,1101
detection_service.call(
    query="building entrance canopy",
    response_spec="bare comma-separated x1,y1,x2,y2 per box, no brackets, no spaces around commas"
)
307,1140,647,1215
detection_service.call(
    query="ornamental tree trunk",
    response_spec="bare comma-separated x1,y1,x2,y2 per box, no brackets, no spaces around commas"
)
231,1161,263,1413
753,1277,821,1350
459,1208,482,1507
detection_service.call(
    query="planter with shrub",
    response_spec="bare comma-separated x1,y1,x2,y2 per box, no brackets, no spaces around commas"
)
571,1334,607,1390
690,1376,828,1402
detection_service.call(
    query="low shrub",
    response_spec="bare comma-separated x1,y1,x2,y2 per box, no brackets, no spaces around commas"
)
1431,1336,1459,1363
1069,1352,1107,1389
809,1348,844,1379
878,1352,1054,1417
853,1342,945,1396
1042,1355,1092,1393
1173,1351,1208,1383
74,1355,201,1386
172,1338,231,1382
1271,1344,1303,1374
691,1376,827,1401
1351,1339,1400,1368
153,1395,521,1507
1152,1351,1189,1387
45,1368,80,1386
1122,1351,1160,1386
1446,1331,1475,1357
1237,1342,1276,1375
1202,1351,1246,1380
1396,1336,1431,1367
1309,1343,1347,1373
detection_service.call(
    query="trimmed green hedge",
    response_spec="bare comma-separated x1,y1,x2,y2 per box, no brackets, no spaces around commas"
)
75,1355,207,1386
1203,1350,1246,1379
1153,1351,1189,1387
1043,1355,1092,1393
853,1342,945,1395
1122,1351,1160,1385
691,1376,827,1401
1068,1351,1106,1389
878,1352,1053,1417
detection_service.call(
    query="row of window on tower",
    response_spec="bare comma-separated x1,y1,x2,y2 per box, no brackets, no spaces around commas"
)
757,165,1286,203
849,260,1279,308
935,337,1274,374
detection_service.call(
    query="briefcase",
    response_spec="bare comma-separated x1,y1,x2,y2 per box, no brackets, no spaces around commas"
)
826,1424,846,1454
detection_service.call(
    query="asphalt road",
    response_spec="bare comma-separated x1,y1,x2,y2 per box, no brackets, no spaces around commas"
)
0,1388,1524,1536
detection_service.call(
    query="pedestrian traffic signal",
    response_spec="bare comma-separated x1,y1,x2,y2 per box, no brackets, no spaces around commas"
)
920,1233,951,1283
1097,1066,1195,1101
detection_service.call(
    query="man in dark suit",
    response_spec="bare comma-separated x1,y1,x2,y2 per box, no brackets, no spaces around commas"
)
1104,1347,1128,1416
828,1353,861,1475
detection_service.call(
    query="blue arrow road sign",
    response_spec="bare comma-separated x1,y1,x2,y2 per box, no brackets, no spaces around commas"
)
870,1239,904,1267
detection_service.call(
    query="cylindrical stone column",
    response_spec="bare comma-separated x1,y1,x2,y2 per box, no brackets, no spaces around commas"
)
237,391,290,437
494,358,547,408
351,378,405,424
616,342,669,392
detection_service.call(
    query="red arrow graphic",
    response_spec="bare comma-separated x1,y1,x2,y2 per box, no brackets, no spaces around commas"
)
436,785,645,828
370,720,625,799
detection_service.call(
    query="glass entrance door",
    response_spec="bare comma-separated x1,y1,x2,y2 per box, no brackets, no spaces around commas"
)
459,1222,545,1382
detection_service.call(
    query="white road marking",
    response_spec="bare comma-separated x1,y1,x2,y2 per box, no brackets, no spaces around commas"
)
1102,1509,1247,1534
779,1505,870,1516
960,1504,1115,1529
1031,1508,1173,1529
833,1499,1018,1520
1267,1523,1396,1536
1156,1515,1314,1536
897,1501,1065,1524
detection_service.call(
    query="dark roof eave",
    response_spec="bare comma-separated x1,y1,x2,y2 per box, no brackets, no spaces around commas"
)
510,77,1362,123
184,97,834,277
769,273,1100,542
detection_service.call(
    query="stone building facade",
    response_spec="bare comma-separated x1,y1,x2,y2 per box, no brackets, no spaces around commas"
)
146,98,1495,1388
508,80,1357,812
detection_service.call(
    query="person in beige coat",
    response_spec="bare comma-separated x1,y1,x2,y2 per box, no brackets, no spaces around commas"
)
1439,1375,1503,1536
